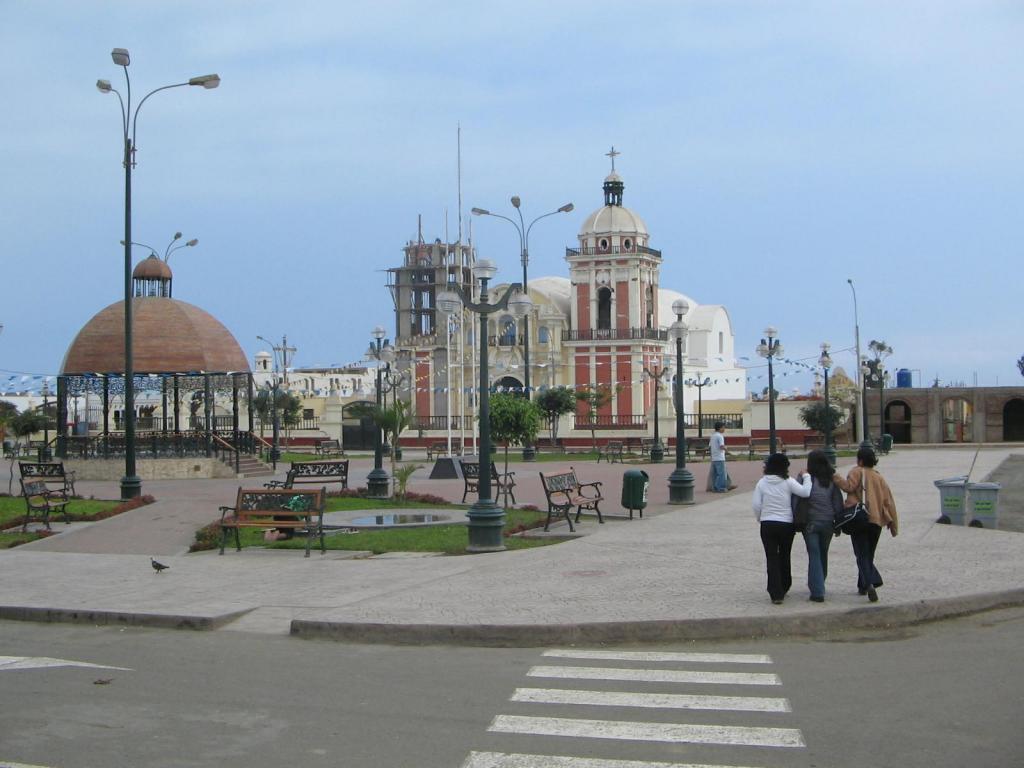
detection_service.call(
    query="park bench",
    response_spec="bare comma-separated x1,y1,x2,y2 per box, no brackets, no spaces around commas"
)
218,487,326,557
266,460,349,492
596,440,624,464
459,459,516,505
427,440,462,460
538,468,605,532
19,461,77,496
314,439,345,458
20,478,71,532
686,436,711,459
748,437,786,459
534,438,566,454
802,435,825,450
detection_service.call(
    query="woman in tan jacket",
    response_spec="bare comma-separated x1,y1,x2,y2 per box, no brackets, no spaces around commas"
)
834,446,898,602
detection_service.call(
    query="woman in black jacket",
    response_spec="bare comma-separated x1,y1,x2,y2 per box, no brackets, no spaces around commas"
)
801,450,844,602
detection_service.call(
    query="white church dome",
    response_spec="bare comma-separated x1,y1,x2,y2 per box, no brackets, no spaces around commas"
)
578,205,649,237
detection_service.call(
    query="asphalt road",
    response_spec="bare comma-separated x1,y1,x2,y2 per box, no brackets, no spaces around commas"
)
2,608,1022,768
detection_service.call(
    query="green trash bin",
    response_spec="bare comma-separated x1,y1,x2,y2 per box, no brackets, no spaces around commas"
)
933,476,968,525
621,469,649,520
967,482,1001,528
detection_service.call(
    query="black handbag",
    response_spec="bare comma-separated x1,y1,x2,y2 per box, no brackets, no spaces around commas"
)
791,491,810,531
834,471,870,535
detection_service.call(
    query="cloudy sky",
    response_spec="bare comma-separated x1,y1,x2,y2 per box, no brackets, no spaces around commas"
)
2,1,1021,394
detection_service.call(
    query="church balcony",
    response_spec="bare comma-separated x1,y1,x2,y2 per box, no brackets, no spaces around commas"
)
565,245,662,259
489,335,525,347
574,414,648,430
397,333,440,349
562,328,668,342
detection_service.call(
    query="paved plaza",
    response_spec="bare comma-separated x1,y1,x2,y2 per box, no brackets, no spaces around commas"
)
1,447,1022,645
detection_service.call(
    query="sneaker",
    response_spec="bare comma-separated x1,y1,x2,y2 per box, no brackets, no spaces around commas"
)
727,485,738,491
771,598,784,605
867,586,878,602
809,596,824,603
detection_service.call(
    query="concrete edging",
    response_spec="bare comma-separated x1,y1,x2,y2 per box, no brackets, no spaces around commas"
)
0,604,253,631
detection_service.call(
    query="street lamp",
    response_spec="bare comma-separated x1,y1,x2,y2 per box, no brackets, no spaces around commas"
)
366,326,395,498
641,359,672,463
97,48,219,500
256,336,282,469
819,343,837,468
472,198,572,461
436,260,527,552
686,375,712,437
40,378,52,461
668,299,695,504
847,279,862,445
756,327,784,455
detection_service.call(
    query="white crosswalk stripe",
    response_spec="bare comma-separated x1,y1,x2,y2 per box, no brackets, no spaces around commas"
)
463,649,803,768
463,751,764,768
543,649,773,665
528,665,781,686
511,687,791,712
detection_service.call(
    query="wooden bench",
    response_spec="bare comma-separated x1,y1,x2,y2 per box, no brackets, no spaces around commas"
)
19,461,77,496
314,439,345,458
218,487,326,557
538,468,605,532
427,440,462,460
266,460,349,492
20,478,71,531
596,440,624,463
686,436,711,459
749,437,787,459
459,459,516,505
802,435,825,450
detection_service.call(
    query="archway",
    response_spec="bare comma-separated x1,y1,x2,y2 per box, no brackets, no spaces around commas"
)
884,400,912,444
342,400,377,450
941,397,972,443
597,287,612,331
1003,398,1024,441
495,376,525,397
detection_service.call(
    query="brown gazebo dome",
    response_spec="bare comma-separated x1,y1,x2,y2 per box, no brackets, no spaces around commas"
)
132,255,173,281
61,297,249,375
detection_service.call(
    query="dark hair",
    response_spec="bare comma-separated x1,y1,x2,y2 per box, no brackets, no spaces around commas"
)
763,452,790,478
857,446,878,467
714,421,724,430
806,449,833,486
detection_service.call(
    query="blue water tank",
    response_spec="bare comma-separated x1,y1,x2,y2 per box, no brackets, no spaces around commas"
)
896,368,913,388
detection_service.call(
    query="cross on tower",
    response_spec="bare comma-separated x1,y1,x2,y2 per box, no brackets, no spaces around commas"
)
605,145,620,172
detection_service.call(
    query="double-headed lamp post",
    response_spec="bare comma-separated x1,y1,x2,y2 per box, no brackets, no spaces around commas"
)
756,327,784,455
668,298,695,505
437,260,529,553
641,360,672,463
687,376,711,437
472,199,573,461
366,326,395,498
97,48,219,500
819,343,837,468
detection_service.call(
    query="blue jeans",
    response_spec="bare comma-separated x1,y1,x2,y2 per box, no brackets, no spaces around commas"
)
802,520,833,599
711,460,728,492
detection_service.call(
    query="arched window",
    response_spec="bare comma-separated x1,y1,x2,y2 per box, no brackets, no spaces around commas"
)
941,398,973,443
499,315,517,346
1003,398,1024,441
538,326,550,344
597,287,612,331
718,332,724,354
645,284,655,329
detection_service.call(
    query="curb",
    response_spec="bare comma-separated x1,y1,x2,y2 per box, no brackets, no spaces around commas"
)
0,605,252,631
289,588,1024,647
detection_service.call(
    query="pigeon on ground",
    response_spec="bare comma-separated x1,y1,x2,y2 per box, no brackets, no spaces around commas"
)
151,558,169,574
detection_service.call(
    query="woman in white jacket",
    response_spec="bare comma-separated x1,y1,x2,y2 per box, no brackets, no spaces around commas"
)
753,452,812,604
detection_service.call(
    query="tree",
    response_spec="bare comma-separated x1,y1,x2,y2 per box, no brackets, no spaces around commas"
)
0,400,17,447
575,384,617,452
1017,354,1023,378
799,400,844,437
866,339,894,387
350,399,412,484
534,387,576,446
489,393,542,476
7,410,50,493
253,389,302,433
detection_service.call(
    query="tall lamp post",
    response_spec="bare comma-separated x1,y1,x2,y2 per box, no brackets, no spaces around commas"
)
756,327,784,455
641,359,672,463
819,343,837,468
847,279,862,446
366,326,395,498
668,299,695,504
472,199,572,461
256,336,282,470
687,375,712,437
878,364,889,441
40,378,52,461
97,48,219,500
437,260,528,552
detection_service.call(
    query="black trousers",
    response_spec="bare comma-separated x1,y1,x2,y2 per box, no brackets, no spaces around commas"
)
760,521,796,601
850,523,883,591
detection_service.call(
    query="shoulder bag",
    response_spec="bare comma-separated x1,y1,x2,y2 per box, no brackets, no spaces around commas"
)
791,490,809,531
834,470,870,535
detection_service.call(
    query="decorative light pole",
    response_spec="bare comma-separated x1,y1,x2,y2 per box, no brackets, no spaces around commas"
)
256,335,283,470
437,260,529,552
687,375,711,437
366,326,395,498
756,327,784,455
819,343,837,468
40,378,52,462
668,299,694,504
878,363,889,441
847,279,863,445
472,199,572,461
381,362,410,459
97,48,219,500
641,359,672,463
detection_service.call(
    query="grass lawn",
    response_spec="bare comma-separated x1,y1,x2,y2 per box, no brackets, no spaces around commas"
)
0,495,138,548
200,496,565,556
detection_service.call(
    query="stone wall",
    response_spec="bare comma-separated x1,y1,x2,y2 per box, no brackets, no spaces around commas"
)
63,458,236,481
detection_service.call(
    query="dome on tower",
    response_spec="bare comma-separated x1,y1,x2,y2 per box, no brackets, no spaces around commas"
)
578,172,648,237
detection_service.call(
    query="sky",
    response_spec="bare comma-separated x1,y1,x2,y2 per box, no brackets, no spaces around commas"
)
1,0,1021,396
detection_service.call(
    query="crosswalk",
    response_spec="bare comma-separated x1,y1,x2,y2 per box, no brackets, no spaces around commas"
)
462,648,804,768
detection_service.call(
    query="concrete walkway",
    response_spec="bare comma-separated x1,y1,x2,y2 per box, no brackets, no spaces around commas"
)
1,447,1021,645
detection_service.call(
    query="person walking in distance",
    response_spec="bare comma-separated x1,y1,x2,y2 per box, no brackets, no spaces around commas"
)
801,449,845,603
834,446,898,602
752,453,811,604
709,421,735,492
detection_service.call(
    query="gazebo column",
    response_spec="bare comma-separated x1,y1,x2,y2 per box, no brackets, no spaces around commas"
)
204,374,213,457
102,377,110,458
173,376,181,435
231,375,240,473
56,376,68,459
161,377,169,434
